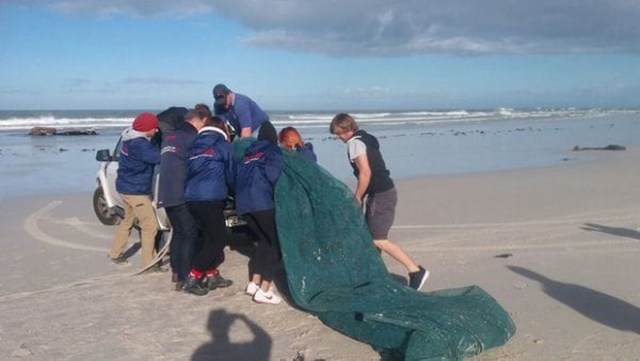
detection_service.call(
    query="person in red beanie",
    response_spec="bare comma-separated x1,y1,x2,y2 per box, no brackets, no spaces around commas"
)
108,112,162,269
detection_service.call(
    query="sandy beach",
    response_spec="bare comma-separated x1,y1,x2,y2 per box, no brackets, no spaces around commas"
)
1,147,639,360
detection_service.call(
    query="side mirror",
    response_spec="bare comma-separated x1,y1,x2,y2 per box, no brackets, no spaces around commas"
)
96,149,112,161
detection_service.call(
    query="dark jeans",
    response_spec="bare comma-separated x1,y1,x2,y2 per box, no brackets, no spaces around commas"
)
187,201,228,273
244,209,280,283
165,204,198,282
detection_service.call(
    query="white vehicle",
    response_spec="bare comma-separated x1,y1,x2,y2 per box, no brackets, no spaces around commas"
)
92,137,245,230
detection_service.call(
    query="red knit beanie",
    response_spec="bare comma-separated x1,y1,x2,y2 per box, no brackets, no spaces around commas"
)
132,112,159,132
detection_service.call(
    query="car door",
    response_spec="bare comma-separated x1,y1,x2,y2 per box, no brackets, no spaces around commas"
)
106,137,123,208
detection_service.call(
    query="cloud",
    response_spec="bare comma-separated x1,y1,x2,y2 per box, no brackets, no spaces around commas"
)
1,0,214,17
343,86,391,98
4,0,640,55
122,77,206,85
211,0,640,55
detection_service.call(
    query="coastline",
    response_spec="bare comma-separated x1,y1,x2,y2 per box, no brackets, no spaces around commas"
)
1,147,639,359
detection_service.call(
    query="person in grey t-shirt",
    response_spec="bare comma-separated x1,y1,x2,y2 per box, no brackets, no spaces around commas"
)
330,113,430,291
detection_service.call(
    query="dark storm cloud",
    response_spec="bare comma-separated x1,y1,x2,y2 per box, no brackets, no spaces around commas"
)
4,0,639,55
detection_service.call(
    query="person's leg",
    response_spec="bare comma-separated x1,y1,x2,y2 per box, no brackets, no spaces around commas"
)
189,201,228,272
177,201,211,295
244,214,265,290
250,210,280,291
166,204,198,283
372,239,419,272
108,194,136,260
366,189,418,269
130,195,158,268
247,210,282,304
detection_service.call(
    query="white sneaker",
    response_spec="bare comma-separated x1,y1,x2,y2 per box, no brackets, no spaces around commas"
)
245,282,259,296
253,288,282,305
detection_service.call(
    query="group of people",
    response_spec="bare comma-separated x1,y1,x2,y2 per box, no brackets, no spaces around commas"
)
107,84,429,306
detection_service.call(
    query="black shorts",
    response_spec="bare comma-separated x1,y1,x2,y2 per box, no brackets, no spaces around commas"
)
365,187,397,240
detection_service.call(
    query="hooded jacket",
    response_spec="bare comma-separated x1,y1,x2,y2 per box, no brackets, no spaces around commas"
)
157,120,198,208
235,140,283,215
184,127,234,202
295,142,317,162
116,127,161,195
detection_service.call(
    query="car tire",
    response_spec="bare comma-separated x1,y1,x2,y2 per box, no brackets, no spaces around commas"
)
93,187,121,225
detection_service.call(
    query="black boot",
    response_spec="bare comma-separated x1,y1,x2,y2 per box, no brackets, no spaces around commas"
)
182,275,209,296
204,274,233,290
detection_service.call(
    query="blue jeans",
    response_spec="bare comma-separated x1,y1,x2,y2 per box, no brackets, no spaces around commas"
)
165,204,198,282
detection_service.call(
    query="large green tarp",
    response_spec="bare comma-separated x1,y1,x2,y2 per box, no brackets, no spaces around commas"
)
273,150,516,360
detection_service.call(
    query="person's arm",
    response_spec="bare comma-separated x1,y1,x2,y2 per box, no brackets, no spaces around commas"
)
240,127,252,138
265,151,284,187
140,139,161,165
353,153,371,204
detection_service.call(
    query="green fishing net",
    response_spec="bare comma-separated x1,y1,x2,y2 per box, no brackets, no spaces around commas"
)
274,151,515,360
233,139,515,360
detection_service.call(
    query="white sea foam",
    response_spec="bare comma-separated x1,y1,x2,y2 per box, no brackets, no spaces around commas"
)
1,108,638,132
0,116,131,131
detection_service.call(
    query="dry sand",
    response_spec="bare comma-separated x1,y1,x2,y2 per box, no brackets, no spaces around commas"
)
1,149,640,360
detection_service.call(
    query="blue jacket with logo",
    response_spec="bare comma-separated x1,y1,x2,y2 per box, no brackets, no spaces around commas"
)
184,127,234,202
235,140,283,215
157,121,198,208
116,128,161,195
214,93,269,137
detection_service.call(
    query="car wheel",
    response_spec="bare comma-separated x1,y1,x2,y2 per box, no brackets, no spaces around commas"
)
93,187,121,225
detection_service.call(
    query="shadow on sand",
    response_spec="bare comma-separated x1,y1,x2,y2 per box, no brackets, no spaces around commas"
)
192,308,272,361
580,222,640,241
507,266,640,334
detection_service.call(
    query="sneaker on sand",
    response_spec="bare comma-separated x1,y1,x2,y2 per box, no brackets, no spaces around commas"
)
245,282,260,296
182,276,209,296
204,274,233,290
253,288,282,305
174,281,183,292
110,255,128,265
408,266,430,291
145,265,168,274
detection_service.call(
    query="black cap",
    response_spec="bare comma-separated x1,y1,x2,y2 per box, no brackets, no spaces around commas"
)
213,84,230,105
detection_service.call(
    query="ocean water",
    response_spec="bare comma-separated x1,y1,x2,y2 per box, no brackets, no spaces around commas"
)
0,108,639,200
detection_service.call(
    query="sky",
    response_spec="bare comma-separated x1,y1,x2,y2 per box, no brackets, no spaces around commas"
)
0,0,639,111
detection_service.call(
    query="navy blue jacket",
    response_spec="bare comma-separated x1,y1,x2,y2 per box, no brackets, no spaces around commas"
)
157,121,198,208
235,140,283,215
214,93,269,137
116,128,161,195
295,142,317,162
184,127,234,202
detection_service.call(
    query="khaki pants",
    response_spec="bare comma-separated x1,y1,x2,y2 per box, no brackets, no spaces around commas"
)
108,194,158,267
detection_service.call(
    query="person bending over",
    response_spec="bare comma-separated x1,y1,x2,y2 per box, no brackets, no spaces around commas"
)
278,126,317,162
330,113,429,291
213,83,275,140
182,114,235,295
108,112,161,269
235,126,284,305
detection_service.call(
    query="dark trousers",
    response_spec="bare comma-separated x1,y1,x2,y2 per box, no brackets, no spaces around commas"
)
187,201,228,273
245,209,280,283
165,204,198,282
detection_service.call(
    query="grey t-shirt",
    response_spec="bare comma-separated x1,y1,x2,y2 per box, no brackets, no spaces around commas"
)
347,138,366,162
